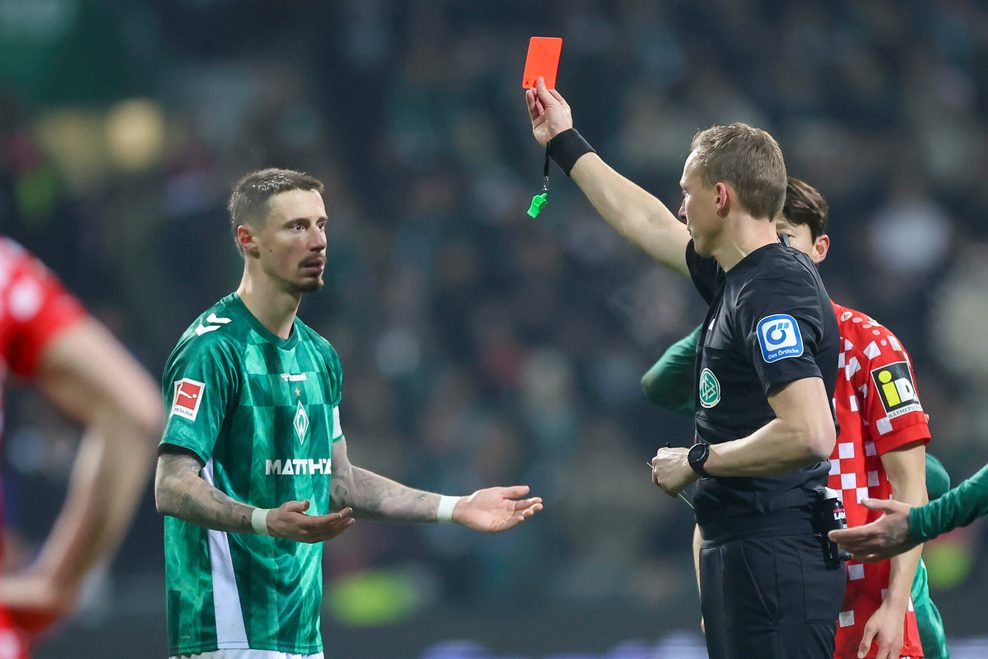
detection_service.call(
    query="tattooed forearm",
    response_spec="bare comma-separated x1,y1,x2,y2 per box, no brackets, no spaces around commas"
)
155,452,254,534
330,436,440,522
347,467,440,522
329,449,354,510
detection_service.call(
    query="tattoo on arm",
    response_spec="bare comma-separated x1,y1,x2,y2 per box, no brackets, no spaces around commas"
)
330,438,439,522
348,467,438,522
155,452,255,534
329,445,353,510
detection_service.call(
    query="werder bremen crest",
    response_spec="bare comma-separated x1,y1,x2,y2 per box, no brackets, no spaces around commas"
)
698,368,721,408
293,400,309,444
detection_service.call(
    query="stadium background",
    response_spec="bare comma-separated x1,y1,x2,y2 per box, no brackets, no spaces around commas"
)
2,0,988,656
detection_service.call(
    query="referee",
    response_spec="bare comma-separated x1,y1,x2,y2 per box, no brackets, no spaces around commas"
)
525,79,844,658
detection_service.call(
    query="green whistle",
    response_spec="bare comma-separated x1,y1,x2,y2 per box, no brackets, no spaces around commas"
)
527,193,548,219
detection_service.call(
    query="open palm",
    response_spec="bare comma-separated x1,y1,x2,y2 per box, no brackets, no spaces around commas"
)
454,485,543,533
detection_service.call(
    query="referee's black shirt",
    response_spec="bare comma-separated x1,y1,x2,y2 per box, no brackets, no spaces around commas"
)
686,240,839,537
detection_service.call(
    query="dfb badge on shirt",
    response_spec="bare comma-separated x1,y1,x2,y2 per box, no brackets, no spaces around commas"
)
171,378,205,421
756,314,804,363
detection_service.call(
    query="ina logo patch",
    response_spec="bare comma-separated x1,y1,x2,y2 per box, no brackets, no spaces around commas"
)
698,368,721,408
871,361,922,419
756,314,804,363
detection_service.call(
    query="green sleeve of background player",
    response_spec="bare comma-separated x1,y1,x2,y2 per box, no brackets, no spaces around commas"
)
911,558,950,659
911,454,951,659
641,325,701,417
910,461,988,542
925,453,951,501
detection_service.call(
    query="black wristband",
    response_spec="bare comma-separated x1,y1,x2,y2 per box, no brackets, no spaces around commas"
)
548,128,595,177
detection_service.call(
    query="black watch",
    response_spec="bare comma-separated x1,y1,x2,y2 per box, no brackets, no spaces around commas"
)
687,442,711,478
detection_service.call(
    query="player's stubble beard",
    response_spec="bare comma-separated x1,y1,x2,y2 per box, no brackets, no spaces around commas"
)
292,256,325,294
293,278,324,294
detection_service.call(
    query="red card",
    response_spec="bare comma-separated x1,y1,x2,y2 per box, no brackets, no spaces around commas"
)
521,37,563,89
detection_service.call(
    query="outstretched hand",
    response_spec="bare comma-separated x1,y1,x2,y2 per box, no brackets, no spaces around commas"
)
828,498,916,562
266,501,355,543
526,77,574,146
453,485,543,533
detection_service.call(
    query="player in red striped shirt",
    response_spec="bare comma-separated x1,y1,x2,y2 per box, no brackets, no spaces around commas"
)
776,180,930,659
0,238,162,657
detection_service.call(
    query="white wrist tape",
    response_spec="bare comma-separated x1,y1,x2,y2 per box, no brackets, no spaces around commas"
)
251,507,271,536
437,496,461,523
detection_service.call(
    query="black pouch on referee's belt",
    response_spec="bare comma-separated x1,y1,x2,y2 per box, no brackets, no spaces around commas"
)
813,486,852,568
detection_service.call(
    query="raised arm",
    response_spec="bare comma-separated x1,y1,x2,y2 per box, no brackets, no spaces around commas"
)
526,78,690,276
330,436,542,533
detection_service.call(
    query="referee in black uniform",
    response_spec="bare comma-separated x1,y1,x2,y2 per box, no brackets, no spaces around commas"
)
525,78,845,658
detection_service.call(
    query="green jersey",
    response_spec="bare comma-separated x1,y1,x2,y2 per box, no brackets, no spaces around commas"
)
910,461,988,543
160,293,344,656
640,325,701,415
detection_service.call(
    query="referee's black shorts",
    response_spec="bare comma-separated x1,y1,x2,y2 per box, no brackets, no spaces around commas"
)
699,533,846,659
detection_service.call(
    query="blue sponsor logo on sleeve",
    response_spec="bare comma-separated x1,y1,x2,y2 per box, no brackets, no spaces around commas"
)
756,314,804,363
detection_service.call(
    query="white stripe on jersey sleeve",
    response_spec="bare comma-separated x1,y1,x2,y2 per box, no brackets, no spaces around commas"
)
331,406,343,441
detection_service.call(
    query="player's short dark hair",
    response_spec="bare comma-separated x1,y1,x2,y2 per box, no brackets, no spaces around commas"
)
228,168,324,251
783,177,829,240
690,123,787,221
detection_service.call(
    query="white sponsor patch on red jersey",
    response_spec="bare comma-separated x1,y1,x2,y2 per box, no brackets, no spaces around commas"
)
171,378,205,421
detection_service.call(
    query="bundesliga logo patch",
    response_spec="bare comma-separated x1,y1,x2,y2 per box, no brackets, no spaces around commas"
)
871,361,922,419
756,314,804,363
171,378,205,421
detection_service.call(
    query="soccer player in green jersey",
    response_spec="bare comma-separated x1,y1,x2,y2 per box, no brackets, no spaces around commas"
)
641,179,951,658
154,168,543,659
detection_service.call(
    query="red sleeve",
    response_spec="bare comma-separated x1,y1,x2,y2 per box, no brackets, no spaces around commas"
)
854,323,930,454
2,250,86,378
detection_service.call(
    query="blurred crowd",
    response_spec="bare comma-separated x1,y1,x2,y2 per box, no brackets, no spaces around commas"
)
2,0,988,631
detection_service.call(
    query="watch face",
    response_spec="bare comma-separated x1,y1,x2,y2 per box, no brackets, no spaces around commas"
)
688,443,707,466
